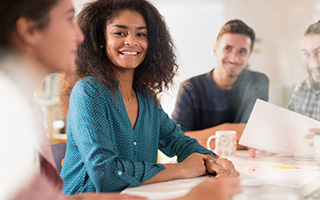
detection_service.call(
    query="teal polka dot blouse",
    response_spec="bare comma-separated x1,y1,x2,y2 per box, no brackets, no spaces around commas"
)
61,76,215,194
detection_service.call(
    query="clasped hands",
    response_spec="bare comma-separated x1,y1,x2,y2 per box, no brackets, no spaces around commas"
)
178,153,239,178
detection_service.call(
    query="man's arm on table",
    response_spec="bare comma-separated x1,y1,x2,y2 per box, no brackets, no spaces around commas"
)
184,123,247,150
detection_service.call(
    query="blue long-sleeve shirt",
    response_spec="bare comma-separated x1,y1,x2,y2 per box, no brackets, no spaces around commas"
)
172,69,269,132
61,76,214,194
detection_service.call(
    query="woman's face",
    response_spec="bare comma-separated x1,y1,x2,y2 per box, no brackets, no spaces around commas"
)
32,0,84,73
105,10,148,71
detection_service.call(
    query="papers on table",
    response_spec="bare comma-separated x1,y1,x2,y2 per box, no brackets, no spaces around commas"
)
233,158,320,189
121,177,206,200
122,176,247,200
239,99,320,157
240,165,320,188
121,155,320,200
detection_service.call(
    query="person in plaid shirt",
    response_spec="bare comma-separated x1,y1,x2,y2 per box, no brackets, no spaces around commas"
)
288,21,320,121
288,21,320,149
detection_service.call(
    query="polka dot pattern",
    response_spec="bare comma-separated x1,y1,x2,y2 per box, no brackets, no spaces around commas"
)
61,76,213,194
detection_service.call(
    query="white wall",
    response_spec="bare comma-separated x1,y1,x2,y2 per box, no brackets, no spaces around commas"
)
73,0,92,13
73,0,320,115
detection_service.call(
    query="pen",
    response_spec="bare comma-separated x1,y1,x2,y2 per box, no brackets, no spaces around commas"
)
263,163,295,169
263,163,320,171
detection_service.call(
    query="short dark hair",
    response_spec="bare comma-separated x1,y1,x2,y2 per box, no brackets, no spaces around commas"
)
216,19,255,51
305,20,320,36
0,0,57,48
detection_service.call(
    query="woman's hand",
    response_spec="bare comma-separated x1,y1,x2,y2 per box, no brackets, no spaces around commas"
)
144,153,208,184
205,155,239,178
177,153,208,178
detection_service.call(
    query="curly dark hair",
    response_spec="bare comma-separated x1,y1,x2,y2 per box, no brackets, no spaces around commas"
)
60,0,178,115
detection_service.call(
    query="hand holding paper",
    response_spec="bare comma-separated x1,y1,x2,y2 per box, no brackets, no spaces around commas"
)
239,99,320,158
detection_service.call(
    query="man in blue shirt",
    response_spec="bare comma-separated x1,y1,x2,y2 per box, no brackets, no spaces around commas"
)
172,19,269,149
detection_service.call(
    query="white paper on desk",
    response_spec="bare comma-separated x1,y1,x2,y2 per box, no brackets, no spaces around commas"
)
239,99,320,157
241,165,320,188
121,177,206,200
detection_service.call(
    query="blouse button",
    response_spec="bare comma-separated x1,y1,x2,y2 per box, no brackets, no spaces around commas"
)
117,170,123,176
133,142,137,145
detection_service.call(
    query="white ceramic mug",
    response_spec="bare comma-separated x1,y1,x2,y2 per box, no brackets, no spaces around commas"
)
313,135,320,166
207,130,237,157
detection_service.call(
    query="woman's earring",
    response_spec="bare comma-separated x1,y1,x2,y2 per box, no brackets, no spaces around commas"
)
100,45,104,49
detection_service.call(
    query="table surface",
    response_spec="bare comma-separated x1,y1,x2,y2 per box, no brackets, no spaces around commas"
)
122,150,320,200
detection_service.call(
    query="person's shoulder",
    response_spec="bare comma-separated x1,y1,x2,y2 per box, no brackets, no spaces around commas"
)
242,69,269,82
75,76,103,88
181,71,211,86
298,77,309,84
294,77,310,89
73,76,108,95
243,69,267,77
289,77,310,98
77,76,103,85
189,71,210,81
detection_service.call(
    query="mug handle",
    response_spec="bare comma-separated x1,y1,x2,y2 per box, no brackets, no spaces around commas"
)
206,135,217,150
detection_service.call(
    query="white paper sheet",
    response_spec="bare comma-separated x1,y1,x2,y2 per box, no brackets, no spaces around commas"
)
121,177,206,200
239,99,320,157
240,164,320,188
121,176,247,200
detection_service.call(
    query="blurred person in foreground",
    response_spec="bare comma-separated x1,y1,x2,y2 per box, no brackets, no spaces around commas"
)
0,0,241,199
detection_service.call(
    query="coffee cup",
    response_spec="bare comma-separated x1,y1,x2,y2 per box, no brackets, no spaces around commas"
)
207,130,237,157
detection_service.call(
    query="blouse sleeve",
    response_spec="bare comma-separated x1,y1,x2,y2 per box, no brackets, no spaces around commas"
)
158,106,215,163
67,79,165,192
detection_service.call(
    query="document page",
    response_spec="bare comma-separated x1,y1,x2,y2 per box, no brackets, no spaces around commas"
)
240,164,320,188
239,99,320,157
121,177,206,200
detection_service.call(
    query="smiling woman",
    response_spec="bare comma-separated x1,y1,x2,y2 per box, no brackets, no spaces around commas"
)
104,10,148,126
59,0,239,195
105,10,148,71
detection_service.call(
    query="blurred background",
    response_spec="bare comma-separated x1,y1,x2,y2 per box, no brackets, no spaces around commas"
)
37,0,320,139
